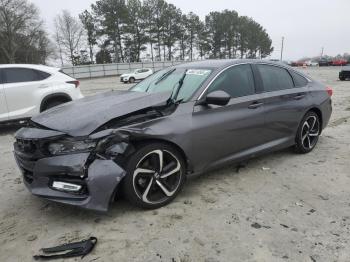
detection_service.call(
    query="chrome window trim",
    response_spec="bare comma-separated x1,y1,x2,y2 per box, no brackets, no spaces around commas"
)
255,62,312,82
197,61,312,100
289,69,312,83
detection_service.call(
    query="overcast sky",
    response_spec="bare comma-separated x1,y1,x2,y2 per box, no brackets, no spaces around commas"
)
31,0,349,60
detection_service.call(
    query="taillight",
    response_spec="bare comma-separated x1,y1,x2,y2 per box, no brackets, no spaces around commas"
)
66,80,80,88
326,86,333,97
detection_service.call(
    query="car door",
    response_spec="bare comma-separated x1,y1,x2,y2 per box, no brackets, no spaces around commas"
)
137,69,148,79
191,64,268,171
3,67,47,119
254,64,310,144
0,69,9,122
134,69,143,80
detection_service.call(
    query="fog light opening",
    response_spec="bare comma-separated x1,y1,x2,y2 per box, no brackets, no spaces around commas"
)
52,181,82,192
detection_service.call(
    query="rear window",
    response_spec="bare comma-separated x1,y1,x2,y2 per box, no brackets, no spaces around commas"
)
3,68,51,84
59,69,71,77
290,71,308,87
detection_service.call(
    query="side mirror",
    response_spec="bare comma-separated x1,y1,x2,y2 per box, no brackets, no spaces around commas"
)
204,90,231,106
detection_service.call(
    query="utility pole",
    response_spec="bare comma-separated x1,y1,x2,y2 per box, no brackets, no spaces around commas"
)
280,37,284,61
320,47,324,58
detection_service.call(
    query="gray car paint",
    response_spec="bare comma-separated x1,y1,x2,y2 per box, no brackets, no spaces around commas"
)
13,59,332,211
31,90,171,136
14,151,125,212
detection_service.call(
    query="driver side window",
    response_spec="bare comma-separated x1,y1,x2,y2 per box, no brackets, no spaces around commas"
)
208,64,256,98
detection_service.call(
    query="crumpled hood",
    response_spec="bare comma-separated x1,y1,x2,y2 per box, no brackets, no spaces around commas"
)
32,90,171,137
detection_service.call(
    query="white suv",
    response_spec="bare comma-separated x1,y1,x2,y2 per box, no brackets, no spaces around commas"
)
0,64,84,123
120,68,153,83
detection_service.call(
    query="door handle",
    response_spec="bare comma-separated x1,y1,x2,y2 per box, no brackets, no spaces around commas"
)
248,102,263,109
39,84,50,88
294,94,305,100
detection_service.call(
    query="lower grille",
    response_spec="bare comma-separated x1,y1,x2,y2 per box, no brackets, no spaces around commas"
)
23,169,34,184
15,154,36,172
14,138,46,184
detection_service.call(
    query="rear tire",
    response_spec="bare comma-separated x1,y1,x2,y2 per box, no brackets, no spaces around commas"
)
295,111,321,154
123,143,186,209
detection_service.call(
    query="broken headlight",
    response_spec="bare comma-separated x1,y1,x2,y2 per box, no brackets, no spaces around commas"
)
48,138,97,155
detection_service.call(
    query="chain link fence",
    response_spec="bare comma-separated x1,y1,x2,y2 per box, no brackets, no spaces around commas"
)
61,60,190,79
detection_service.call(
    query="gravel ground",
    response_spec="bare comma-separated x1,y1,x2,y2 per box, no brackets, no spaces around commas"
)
0,67,349,262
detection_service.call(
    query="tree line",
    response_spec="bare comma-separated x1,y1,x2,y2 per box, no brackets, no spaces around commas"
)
0,0,274,65
0,0,53,64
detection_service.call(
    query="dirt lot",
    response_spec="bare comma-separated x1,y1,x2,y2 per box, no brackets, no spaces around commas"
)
0,67,349,262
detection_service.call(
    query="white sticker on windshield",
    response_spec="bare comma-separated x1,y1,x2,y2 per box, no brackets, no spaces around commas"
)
186,69,211,76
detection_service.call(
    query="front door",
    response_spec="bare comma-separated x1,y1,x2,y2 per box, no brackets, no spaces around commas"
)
191,64,267,171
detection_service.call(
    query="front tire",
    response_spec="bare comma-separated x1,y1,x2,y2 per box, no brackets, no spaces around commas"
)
129,77,135,83
123,143,186,209
295,111,321,154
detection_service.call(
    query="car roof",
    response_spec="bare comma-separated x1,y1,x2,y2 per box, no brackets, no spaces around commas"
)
0,64,60,73
176,59,289,70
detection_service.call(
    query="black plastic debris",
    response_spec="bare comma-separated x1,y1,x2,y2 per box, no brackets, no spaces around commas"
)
251,222,262,229
33,237,97,260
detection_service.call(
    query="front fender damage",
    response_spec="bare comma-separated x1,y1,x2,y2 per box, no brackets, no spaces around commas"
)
84,159,126,212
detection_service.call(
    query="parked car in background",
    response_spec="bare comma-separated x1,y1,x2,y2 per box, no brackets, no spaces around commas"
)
318,59,333,67
0,64,84,124
332,59,348,66
120,68,153,83
339,66,350,81
291,61,305,67
305,60,319,67
13,60,332,211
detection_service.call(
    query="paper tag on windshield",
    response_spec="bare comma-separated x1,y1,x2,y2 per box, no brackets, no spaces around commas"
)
186,69,211,76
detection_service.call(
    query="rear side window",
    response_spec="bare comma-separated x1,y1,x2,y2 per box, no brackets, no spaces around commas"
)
257,64,294,92
3,68,50,84
208,64,255,98
36,70,51,80
290,71,308,87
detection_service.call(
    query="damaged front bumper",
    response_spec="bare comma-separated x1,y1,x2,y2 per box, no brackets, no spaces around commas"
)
14,128,126,212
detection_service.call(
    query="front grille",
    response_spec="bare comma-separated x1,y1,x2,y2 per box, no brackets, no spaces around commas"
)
14,138,47,183
16,139,36,153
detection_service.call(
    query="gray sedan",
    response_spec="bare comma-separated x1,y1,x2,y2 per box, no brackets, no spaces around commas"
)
13,59,332,212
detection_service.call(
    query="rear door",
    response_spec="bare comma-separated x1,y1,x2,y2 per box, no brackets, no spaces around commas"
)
3,68,50,119
0,69,9,122
254,64,310,144
191,64,268,171
137,69,148,79
134,69,143,80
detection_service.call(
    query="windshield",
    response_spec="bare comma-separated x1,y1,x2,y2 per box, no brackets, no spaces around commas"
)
130,68,212,102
